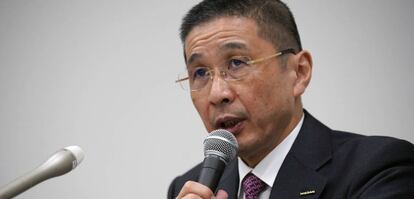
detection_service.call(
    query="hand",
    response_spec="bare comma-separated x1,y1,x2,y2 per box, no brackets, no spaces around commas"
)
175,181,228,199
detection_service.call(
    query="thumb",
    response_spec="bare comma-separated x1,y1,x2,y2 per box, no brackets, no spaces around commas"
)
212,189,228,199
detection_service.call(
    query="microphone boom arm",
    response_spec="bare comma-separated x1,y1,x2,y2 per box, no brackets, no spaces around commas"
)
0,147,83,199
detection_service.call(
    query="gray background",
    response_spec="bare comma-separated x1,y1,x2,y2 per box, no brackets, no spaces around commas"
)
0,0,413,198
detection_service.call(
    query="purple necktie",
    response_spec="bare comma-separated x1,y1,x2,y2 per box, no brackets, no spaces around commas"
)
242,173,266,199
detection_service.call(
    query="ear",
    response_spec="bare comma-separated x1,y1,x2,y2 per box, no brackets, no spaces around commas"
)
292,50,312,97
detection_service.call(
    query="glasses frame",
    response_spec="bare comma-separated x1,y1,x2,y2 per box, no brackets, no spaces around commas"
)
176,48,296,91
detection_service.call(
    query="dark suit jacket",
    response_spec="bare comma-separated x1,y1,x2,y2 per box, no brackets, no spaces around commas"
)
168,111,414,198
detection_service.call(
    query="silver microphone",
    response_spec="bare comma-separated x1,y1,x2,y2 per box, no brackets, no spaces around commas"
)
198,129,238,191
0,146,85,199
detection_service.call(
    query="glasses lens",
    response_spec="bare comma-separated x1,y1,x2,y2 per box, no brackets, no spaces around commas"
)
226,56,251,80
190,68,212,91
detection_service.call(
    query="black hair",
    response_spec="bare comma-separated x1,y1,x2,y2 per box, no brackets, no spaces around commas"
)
180,0,302,52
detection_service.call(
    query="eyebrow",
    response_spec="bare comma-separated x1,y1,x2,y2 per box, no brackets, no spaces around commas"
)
219,42,248,51
186,42,249,66
187,53,202,66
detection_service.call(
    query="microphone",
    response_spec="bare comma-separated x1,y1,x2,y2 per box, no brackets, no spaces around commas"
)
0,146,85,199
198,129,238,192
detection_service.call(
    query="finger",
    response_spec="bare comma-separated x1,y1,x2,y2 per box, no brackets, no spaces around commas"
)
180,193,202,199
176,181,214,199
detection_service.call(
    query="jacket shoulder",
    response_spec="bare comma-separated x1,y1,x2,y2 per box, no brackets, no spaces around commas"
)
327,131,414,198
331,130,414,158
167,162,203,198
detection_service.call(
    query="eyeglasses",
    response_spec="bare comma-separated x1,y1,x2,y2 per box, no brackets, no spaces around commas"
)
176,48,296,91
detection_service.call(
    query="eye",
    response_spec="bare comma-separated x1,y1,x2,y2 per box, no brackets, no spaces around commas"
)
191,67,209,80
228,57,249,71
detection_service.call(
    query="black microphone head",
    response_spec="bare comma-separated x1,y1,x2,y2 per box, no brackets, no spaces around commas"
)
203,129,238,164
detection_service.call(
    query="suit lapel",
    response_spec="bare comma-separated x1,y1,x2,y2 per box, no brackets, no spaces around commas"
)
270,111,332,199
269,155,327,199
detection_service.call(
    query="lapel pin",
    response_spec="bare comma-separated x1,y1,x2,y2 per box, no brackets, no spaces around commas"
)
300,190,316,196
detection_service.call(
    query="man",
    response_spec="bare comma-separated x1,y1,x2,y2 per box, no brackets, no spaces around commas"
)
168,0,414,198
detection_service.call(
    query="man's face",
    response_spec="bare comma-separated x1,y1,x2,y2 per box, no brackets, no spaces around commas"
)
184,17,302,166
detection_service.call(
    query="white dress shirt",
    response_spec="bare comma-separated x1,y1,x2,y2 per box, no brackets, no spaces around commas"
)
237,114,304,199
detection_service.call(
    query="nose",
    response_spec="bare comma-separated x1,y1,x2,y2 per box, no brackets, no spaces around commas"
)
207,71,235,106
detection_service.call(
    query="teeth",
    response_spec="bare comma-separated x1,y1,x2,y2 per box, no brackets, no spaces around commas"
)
223,120,238,128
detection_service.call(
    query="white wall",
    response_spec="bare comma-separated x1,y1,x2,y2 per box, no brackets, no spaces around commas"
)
0,1,413,198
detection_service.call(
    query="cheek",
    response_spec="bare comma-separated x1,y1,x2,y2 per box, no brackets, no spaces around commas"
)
244,77,289,124
249,78,279,109
191,96,212,128
192,96,205,115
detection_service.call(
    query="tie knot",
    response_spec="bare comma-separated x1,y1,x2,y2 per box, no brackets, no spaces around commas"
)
242,173,266,199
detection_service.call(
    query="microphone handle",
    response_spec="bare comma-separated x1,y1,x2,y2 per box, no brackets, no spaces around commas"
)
198,155,226,192
0,150,76,199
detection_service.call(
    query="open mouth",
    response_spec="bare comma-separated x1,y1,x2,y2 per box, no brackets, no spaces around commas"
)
219,118,243,129
215,117,246,134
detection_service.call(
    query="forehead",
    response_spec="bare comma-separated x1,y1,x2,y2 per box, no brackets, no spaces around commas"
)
184,17,274,63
